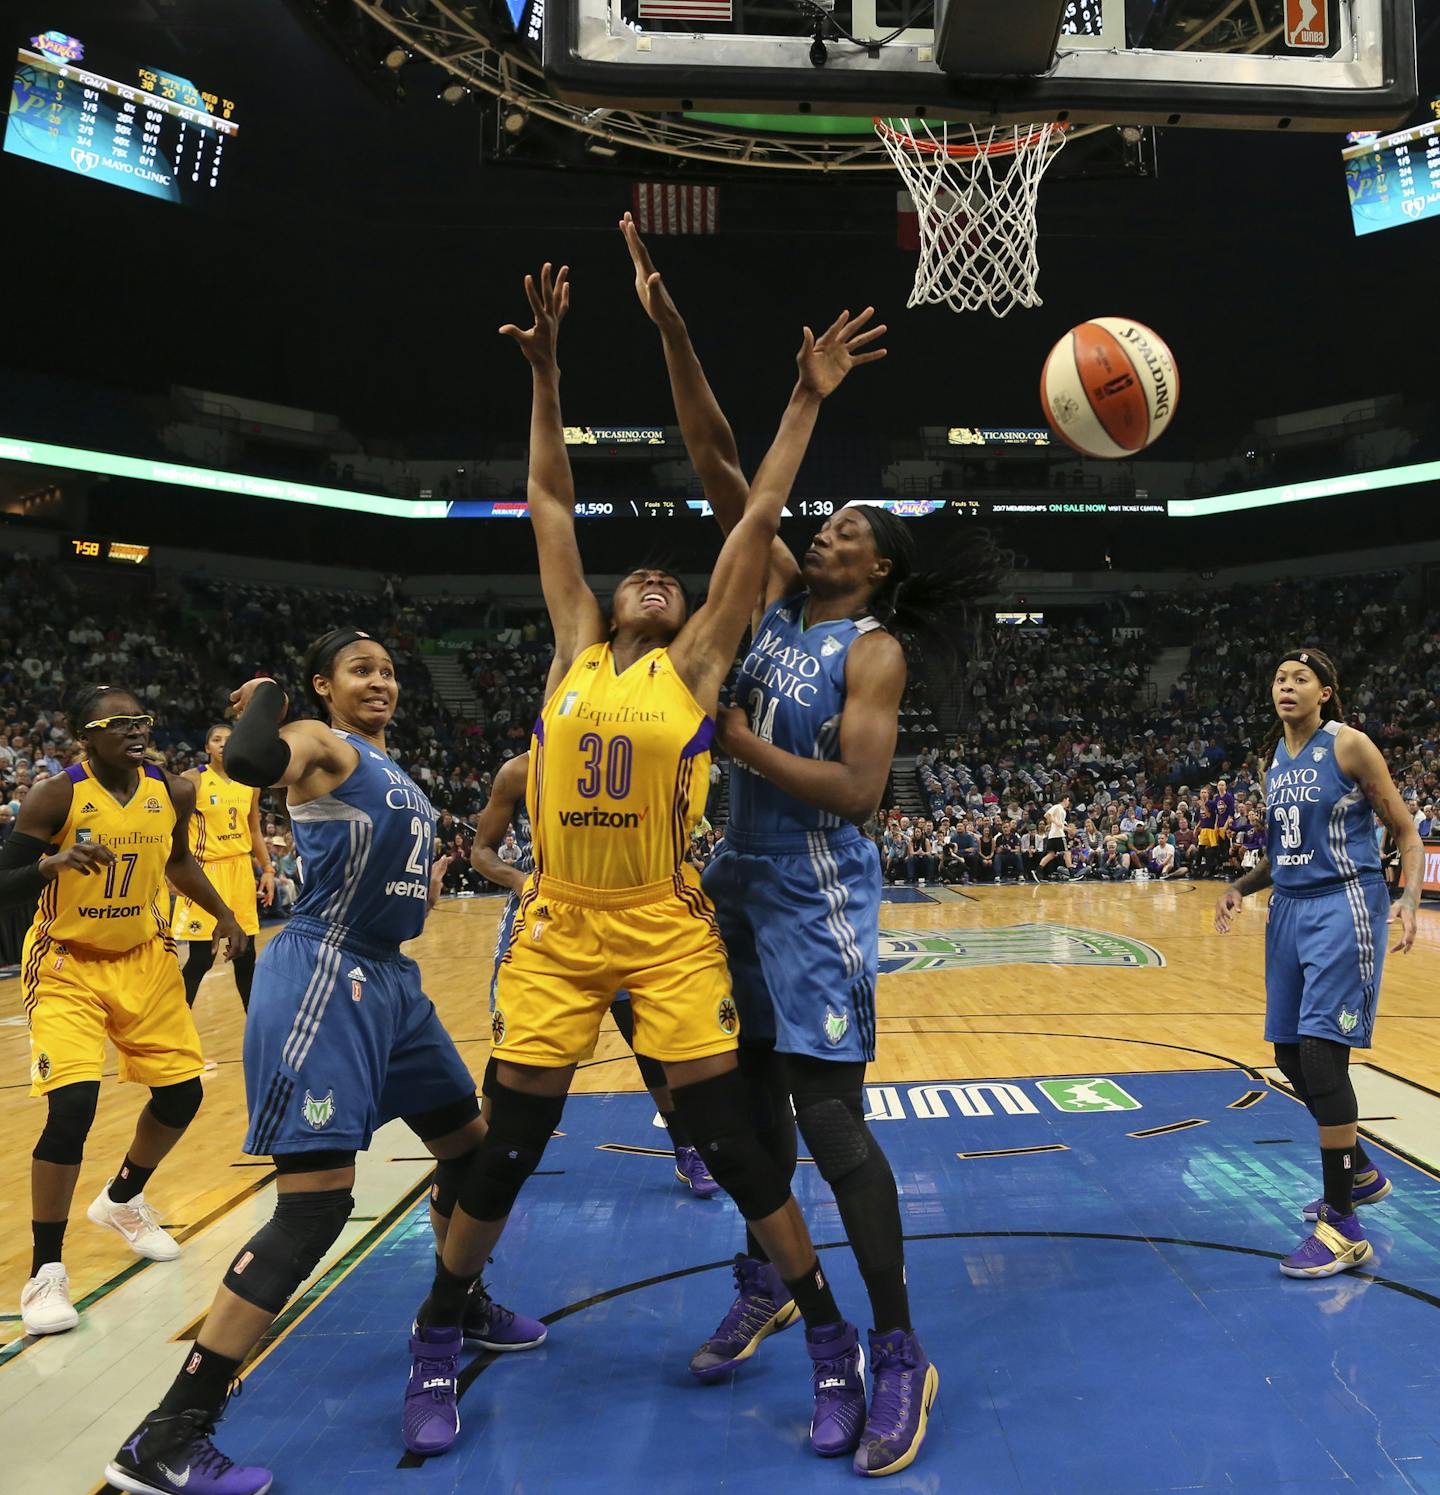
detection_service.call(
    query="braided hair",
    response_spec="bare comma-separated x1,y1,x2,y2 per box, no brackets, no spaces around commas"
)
1257,647,1345,771
847,504,1011,660
63,682,137,737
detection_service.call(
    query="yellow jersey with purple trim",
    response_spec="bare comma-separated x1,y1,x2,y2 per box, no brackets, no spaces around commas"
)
191,766,256,864
29,761,177,956
529,642,714,890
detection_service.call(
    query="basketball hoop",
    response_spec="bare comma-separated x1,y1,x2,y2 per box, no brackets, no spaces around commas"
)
874,118,1068,318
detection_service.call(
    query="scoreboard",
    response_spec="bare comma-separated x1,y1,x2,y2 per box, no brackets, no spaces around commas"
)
1344,103,1440,237
5,30,237,205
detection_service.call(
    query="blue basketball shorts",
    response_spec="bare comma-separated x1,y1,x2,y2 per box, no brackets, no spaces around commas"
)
702,825,879,1063
1264,879,1390,1049
244,917,477,1157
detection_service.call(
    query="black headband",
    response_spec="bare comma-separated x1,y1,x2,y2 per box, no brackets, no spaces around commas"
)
1277,650,1335,687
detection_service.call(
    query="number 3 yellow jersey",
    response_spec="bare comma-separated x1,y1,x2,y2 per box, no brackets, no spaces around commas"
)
30,761,177,955
191,765,256,864
529,643,714,891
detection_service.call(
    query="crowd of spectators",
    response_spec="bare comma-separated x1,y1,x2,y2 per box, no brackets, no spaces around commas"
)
3,553,1438,963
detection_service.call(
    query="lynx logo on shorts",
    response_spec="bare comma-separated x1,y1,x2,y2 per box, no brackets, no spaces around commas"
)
33,1051,52,1082
717,995,739,1037
1338,1008,1359,1035
492,1008,507,1045
823,1008,849,1046
878,924,1165,974
302,1089,336,1130
349,965,366,1002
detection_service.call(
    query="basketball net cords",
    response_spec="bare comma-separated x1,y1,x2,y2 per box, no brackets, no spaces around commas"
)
876,119,1066,318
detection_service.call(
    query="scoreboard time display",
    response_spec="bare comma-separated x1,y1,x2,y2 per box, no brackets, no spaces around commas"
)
69,536,151,565
5,30,237,204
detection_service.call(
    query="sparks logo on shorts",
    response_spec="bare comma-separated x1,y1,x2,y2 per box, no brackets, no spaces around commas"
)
717,995,739,1036
823,1008,849,1046
349,965,366,1002
878,924,1166,974
146,796,162,813
33,1051,52,1082
492,1008,507,1045
187,918,203,933
302,1090,336,1130
1338,1008,1359,1034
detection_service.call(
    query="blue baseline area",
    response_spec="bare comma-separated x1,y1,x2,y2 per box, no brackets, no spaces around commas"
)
218,1071,1440,1494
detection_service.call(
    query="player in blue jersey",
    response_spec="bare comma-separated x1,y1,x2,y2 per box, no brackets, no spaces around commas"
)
106,629,542,1495
1216,648,1420,1280
623,216,1003,1477
470,751,718,1196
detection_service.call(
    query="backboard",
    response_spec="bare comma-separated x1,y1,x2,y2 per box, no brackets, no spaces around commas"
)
542,0,1417,132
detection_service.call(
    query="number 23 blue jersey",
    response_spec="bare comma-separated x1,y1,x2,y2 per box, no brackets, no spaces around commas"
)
1265,720,1380,896
289,730,437,945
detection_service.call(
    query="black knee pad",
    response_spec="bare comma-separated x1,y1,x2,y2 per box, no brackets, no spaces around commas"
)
406,1093,480,1142
456,1083,564,1223
1298,1036,1357,1126
1273,1042,1306,1094
430,1146,482,1219
223,1188,353,1313
147,1076,204,1131
33,1080,101,1165
671,1070,792,1222
795,1095,876,1184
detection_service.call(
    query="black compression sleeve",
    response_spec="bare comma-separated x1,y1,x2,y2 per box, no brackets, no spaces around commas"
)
0,832,53,908
225,682,292,787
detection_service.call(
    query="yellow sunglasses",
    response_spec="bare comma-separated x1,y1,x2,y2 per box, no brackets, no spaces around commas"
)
82,714,156,732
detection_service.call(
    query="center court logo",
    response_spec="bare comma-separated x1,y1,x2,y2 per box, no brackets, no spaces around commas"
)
877,924,1165,974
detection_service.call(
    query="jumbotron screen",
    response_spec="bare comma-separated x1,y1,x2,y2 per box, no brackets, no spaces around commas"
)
1344,99,1440,237
4,30,237,205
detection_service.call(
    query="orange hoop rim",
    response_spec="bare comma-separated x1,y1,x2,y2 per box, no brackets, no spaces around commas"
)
872,117,1067,159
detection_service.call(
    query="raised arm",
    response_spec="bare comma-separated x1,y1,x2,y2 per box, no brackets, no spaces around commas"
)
622,214,800,612
500,262,606,691
225,679,358,792
470,753,529,895
670,308,887,707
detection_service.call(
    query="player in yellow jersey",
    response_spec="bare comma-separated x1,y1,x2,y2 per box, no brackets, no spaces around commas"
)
174,723,275,1013
0,685,247,1336
405,261,890,1466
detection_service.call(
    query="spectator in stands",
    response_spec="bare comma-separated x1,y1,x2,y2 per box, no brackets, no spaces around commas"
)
995,820,1023,882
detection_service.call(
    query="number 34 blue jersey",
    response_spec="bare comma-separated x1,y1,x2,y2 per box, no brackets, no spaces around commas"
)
289,730,437,946
1265,720,1380,896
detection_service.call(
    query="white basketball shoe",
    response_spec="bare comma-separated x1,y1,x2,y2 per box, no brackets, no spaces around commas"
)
21,1262,79,1335
87,1183,181,1261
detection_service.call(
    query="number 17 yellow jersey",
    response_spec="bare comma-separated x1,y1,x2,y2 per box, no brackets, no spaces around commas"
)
529,643,713,892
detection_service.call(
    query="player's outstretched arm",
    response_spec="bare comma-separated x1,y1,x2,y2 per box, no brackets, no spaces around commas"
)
224,679,355,792
718,630,906,824
470,753,529,895
1214,855,1272,932
672,309,886,706
621,213,802,612
500,262,606,691
1339,725,1421,952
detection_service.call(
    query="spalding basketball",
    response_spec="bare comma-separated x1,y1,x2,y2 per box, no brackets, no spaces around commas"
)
1040,318,1179,459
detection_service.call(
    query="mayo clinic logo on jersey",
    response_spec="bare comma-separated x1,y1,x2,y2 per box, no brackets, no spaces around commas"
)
877,924,1165,974
1267,765,1323,806
302,1090,336,1130
741,626,825,707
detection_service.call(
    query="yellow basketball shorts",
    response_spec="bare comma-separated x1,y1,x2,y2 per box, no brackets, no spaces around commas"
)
22,932,203,1095
492,869,739,1069
174,856,260,939
1198,829,1220,848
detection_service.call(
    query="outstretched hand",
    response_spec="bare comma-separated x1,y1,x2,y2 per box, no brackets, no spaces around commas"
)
500,262,570,370
619,212,683,330
796,307,887,398
1213,886,1243,934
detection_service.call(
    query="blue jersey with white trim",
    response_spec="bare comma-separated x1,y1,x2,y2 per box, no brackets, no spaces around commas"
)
289,730,437,945
1264,720,1380,896
728,593,882,838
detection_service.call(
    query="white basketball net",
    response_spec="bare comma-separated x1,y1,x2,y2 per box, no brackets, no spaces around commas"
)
875,119,1067,318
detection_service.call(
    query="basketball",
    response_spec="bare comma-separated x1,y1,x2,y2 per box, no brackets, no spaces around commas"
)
1040,317,1180,458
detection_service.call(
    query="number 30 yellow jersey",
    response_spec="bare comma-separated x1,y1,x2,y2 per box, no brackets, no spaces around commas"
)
529,643,714,892
30,761,176,956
